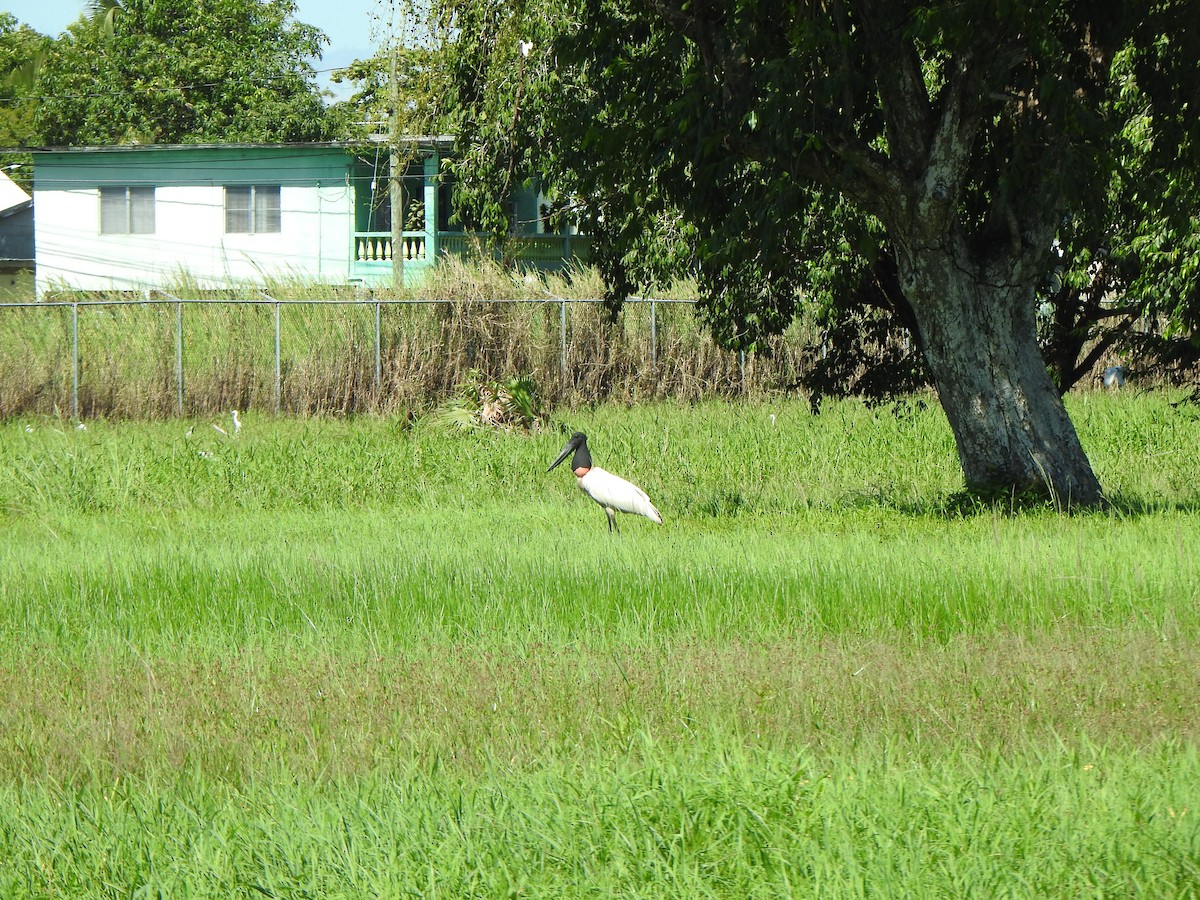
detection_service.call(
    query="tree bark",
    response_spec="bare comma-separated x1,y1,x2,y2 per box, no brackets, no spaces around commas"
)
896,238,1105,507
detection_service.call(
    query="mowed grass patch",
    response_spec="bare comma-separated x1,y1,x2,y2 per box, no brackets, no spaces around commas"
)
2,631,1198,784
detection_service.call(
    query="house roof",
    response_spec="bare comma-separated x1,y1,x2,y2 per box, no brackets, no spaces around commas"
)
22,137,456,155
0,170,31,216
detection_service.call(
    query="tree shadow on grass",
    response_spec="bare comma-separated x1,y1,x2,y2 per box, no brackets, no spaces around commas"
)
900,488,1200,520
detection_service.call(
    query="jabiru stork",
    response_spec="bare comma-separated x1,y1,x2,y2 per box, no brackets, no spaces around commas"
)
548,431,663,532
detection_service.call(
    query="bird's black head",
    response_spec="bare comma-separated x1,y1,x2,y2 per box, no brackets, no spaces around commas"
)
548,431,591,472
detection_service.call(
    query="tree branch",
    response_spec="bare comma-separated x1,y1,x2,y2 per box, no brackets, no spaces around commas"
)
852,0,931,175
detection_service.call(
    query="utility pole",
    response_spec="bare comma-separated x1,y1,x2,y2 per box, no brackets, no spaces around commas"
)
389,43,403,289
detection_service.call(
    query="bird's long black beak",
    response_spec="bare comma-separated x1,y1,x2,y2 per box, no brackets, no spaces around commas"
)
548,432,585,472
548,441,574,472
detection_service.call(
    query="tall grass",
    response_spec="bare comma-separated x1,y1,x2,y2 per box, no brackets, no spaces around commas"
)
1,395,1199,895
3,742,1199,897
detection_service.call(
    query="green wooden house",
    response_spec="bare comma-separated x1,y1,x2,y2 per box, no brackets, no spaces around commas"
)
30,139,588,294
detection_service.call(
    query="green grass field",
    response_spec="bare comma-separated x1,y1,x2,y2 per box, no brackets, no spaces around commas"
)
1,394,1199,896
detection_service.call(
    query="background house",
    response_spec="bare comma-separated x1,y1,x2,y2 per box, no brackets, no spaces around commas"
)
30,141,587,295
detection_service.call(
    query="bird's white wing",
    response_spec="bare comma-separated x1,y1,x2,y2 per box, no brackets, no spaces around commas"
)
581,468,663,524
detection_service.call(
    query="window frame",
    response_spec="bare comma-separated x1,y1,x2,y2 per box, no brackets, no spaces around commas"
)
99,185,156,235
224,184,282,235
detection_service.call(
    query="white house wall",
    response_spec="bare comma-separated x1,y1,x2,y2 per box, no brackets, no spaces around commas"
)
33,147,357,294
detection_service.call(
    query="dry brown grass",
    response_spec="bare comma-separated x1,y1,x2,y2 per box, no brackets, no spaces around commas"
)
0,261,818,419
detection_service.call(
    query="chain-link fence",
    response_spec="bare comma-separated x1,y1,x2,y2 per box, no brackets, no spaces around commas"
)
0,294,816,419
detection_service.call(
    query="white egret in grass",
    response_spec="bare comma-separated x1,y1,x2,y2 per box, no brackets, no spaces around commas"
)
548,431,662,533
232,409,242,435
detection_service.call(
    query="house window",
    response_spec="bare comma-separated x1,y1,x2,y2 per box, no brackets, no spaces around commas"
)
225,185,281,234
100,186,155,234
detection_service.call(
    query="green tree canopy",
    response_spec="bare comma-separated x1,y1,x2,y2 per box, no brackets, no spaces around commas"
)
0,13,51,185
328,44,453,140
1037,45,1200,393
436,0,1200,505
35,0,334,145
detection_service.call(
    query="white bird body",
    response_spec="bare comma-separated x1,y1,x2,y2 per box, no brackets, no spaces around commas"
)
577,467,663,526
549,431,662,532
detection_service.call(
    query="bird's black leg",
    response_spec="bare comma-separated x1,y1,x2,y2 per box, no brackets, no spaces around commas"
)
606,508,619,533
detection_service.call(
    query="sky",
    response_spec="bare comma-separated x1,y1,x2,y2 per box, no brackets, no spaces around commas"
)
5,0,384,98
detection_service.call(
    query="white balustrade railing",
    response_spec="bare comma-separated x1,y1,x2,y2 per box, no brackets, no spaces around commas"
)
354,232,427,263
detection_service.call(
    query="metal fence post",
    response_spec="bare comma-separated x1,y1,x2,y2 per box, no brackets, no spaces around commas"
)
176,300,184,415
560,298,567,387
274,300,282,413
374,299,382,396
650,299,657,375
71,302,79,420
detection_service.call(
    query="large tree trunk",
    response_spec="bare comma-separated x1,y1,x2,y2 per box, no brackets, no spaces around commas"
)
896,239,1105,507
